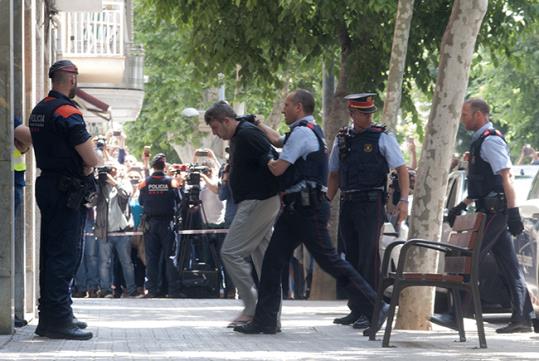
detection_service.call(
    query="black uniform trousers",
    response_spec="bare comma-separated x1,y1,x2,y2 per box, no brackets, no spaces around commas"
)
339,191,385,316
35,174,86,328
479,210,534,322
253,198,378,328
144,217,176,295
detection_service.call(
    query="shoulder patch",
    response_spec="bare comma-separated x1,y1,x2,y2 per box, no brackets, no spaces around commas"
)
481,128,504,139
54,104,82,118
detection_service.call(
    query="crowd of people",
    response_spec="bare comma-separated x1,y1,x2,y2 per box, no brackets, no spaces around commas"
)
18,59,535,341
71,129,314,302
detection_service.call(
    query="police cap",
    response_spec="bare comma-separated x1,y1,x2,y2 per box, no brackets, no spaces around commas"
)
151,153,166,169
345,93,377,113
48,60,79,79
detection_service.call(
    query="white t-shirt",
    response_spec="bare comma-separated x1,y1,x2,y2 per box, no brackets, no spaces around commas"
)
200,186,225,224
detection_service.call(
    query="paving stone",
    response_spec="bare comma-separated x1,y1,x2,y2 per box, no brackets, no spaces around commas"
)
0,298,537,360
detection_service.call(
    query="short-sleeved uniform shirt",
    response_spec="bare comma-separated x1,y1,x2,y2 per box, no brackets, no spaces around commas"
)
279,115,325,193
29,90,91,176
472,122,512,174
328,127,405,173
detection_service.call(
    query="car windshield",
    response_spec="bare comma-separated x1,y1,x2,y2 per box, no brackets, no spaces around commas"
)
512,165,539,204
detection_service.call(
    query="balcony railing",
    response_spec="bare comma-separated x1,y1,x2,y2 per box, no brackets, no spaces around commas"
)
59,0,125,57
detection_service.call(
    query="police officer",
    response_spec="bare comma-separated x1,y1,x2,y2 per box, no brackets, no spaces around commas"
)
234,89,387,335
138,153,181,297
30,60,99,340
327,93,409,329
448,98,534,333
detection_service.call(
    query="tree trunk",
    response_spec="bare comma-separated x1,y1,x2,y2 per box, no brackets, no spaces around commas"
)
322,60,335,123
266,80,288,129
310,26,351,300
382,0,414,132
395,0,488,330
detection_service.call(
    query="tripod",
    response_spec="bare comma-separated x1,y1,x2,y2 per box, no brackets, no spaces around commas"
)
173,194,223,298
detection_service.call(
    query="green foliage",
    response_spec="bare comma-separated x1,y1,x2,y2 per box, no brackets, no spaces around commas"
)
125,0,211,162
134,0,537,152
468,18,539,159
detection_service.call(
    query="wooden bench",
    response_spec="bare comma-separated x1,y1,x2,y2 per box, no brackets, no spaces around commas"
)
369,212,487,348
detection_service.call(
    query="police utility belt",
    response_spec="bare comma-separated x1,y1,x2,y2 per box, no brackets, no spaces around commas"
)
476,191,507,214
282,187,325,209
340,187,385,202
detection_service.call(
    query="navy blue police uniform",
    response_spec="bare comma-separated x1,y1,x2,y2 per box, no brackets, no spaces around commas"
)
328,93,406,328
138,163,180,296
29,88,93,333
237,119,384,334
336,125,388,318
466,127,534,329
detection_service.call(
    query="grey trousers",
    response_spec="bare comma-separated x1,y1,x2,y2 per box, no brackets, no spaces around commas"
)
220,195,280,316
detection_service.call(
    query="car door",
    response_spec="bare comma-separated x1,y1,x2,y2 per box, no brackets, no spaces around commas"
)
515,169,539,309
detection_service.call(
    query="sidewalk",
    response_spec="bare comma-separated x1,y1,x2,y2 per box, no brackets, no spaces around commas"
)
0,298,537,360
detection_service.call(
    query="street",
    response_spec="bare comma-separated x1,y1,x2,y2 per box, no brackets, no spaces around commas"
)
1,298,537,360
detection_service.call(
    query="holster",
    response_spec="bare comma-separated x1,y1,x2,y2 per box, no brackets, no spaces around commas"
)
141,214,151,233
283,188,324,210
477,192,506,213
58,175,85,210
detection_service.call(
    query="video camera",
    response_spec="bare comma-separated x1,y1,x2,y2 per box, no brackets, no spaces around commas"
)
97,165,114,184
186,165,210,186
95,137,107,151
171,163,210,205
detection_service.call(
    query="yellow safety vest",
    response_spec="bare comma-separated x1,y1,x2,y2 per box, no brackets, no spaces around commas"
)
13,148,26,172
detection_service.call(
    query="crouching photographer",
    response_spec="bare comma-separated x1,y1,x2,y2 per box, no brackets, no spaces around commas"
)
94,164,138,298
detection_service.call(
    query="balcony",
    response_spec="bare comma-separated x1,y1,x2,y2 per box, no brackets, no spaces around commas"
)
54,0,144,125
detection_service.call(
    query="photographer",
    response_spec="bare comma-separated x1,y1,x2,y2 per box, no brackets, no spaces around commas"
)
94,136,108,166
199,160,225,225
517,144,539,165
138,154,181,297
94,165,137,298
204,101,280,327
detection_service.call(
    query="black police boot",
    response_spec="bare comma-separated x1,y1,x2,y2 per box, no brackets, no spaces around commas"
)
14,316,28,328
363,303,389,336
37,325,93,340
35,317,88,336
333,312,360,325
234,321,280,334
496,320,532,334
73,317,87,329
352,315,370,329
430,313,458,331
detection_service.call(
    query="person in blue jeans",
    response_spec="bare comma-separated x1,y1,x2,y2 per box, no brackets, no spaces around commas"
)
14,115,32,327
94,165,137,297
73,209,99,297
